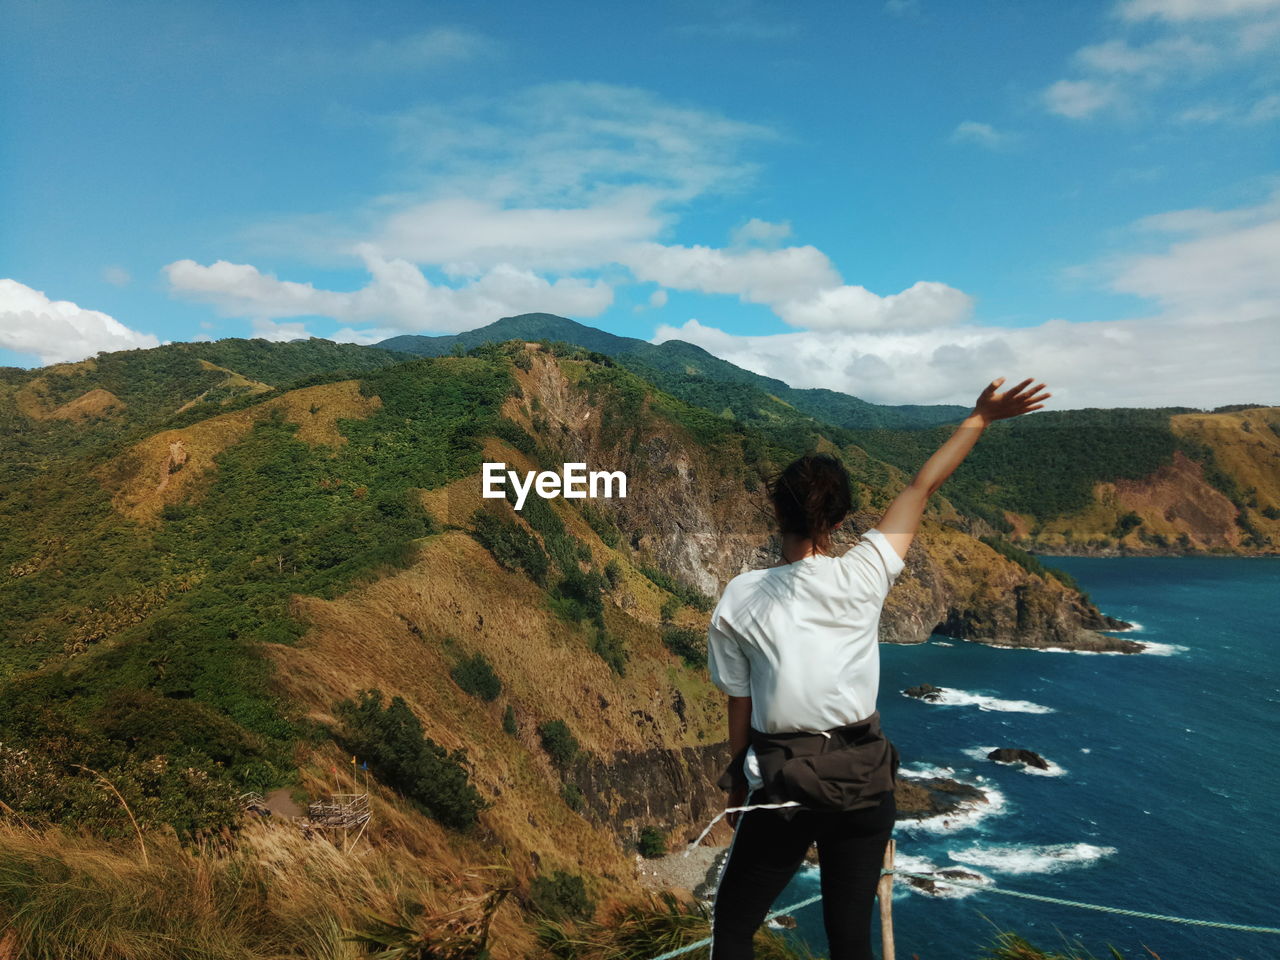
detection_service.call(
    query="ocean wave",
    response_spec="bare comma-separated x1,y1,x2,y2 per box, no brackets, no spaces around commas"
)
946,841,1117,875
1135,640,1189,656
902,686,1055,714
896,773,1009,835
891,853,996,899
900,762,958,779
962,745,1066,776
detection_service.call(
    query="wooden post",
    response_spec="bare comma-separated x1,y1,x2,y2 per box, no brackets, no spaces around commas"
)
878,837,896,960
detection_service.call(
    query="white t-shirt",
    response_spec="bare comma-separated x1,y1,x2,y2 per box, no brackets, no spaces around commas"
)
706,528,906,792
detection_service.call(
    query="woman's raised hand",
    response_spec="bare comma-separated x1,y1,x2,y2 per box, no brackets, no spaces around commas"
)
974,377,1051,424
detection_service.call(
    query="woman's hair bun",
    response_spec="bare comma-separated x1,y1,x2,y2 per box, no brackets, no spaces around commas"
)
765,453,853,553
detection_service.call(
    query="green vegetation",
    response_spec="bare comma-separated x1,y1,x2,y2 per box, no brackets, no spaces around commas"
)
471,507,549,584
637,825,667,858
580,501,622,548
527,869,596,923
1111,510,1143,539
537,719,580,772
450,652,502,702
560,781,585,811
979,536,1088,600
335,689,486,830
640,564,714,613
502,703,518,735
591,627,629,676
661,625,707,670
0,352,510,834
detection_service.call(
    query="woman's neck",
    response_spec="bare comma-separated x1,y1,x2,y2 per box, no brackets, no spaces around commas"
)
780,533,824,564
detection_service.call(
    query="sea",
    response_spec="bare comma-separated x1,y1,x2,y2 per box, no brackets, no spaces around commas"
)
764,556,1280,960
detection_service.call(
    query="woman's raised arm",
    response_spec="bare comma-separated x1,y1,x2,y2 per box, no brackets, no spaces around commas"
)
874,377,1051,562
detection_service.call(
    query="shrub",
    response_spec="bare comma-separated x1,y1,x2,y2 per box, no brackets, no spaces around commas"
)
471,508,548,585
502,703,517,735
639,564,713,612
637,826,667,858
662,625,707,669
527,869,595,922
603,559,622,589
591,628,628,677
580,502,621,548
560,782,584,811
1111,511,1143,539
537,719,579,772
450,653,502,702
335,689,486,830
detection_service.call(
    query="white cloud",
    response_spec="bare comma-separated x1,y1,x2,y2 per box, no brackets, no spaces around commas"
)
649,288,668,308
731,218,793,247
1117,0,1280,21
651,312,1277,409
1177,93,1280,124
622,242,840,307
361,27,496,69
950,120,1015,149
776,281,974,331
184,82,969,339
102,266,131,286
1043,79,1120,119
372,193,667,274
1107,191,1280,324
1044,1,1280,121
250,319,313,342
165,247,614,336
649,191,1280,408
1074,35,1216,74
0,279,160,365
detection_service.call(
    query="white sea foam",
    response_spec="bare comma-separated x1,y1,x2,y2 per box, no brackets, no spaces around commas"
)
892,853,996,899
1135,640,1189,656
896,774,1009,835
946,841,1117,875
902,686,1054,714
962,745,1066,776
900,762,958,779
932,640,954,647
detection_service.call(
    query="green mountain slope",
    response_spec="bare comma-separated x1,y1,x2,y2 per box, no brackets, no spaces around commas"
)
0,337,418,478
378,313,971,431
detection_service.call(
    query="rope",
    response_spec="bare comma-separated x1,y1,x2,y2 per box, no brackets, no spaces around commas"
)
640,864,1280,960
888,869,1280,935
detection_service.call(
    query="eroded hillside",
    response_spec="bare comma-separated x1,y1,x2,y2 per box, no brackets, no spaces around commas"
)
0,340,1176,956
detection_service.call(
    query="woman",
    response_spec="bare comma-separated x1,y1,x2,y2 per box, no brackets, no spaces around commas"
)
705,376,1051,960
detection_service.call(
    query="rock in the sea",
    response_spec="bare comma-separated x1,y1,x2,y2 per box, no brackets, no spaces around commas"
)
987,747,1049,770
904,683,945,701
903,867,987,895
894,777,987,819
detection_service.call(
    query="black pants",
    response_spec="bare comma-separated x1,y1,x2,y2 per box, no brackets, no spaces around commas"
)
709,788,896,960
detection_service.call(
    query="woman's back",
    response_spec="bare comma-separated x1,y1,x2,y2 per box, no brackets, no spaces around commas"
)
707,527,905,737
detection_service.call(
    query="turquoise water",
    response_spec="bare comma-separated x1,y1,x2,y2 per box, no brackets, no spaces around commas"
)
770,557,1280,960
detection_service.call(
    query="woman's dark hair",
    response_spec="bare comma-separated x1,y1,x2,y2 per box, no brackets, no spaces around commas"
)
766,453,853,555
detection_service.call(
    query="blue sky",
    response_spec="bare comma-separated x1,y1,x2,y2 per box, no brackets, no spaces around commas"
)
2,0,1278,408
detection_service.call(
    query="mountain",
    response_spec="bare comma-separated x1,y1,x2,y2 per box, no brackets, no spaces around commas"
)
1,334,1277,956
380,315,1280,559
379,313,972,431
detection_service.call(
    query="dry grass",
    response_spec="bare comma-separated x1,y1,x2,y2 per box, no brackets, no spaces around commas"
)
98,381,382,525
0,817,512,960
270,529,692,898
45,388,127,421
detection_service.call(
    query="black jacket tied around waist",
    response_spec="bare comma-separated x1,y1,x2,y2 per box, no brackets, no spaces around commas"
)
715,710,900,818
